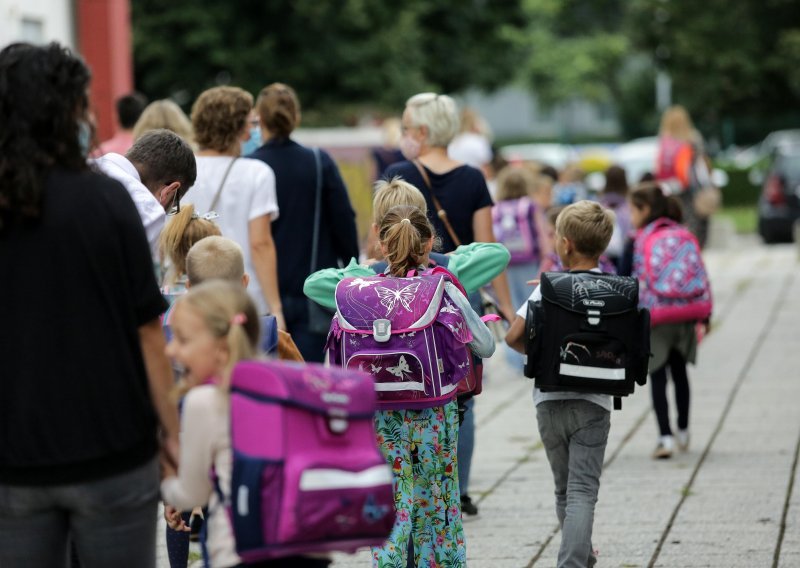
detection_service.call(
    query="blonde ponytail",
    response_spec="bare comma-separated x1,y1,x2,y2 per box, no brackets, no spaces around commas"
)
159,204,222,285
378,205,435,277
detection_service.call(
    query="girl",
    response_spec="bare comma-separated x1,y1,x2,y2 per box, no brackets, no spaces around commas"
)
160,281,329,568
305,205,496,567
629,184,708,459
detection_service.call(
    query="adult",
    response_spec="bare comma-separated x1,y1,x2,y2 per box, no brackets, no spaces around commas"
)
383,92,515,518
249,83,358,362
94,129,197,260
0,42,178,567
133,99,196,148
99,91,147,155
182,86,283,327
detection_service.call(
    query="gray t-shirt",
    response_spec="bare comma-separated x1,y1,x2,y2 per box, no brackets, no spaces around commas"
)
516,268,613,412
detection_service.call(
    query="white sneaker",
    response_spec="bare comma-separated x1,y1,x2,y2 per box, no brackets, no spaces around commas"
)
653,435,674,459
676,429,690,452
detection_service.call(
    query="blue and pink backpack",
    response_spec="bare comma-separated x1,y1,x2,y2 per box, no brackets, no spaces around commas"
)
492,197,545,266
222,360,395,562
327,268,478,409
634,218,712,326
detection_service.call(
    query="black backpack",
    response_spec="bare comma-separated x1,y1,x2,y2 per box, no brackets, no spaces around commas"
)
524,272,650,408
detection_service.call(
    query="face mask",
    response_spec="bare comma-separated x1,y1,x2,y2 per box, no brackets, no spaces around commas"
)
399,134,421,161
78,120,92,158
240,126,262,156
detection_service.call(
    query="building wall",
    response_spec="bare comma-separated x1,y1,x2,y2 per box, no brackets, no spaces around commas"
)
0,0,75,48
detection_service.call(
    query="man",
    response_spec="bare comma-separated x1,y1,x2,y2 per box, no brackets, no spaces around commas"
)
99,92,147,155
94,129,197,260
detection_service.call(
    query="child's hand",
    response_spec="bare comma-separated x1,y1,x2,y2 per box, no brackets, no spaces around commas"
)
526,279,540,287
164,506,190,532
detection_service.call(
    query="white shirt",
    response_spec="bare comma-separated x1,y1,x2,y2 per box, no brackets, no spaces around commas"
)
93,153,165,260
516,267,613,412
182,157,279,314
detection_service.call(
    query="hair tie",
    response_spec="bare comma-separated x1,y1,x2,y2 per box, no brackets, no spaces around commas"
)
401,218,411,225
231,313,247,326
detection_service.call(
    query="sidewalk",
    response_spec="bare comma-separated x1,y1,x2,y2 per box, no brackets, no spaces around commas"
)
331,236,800,567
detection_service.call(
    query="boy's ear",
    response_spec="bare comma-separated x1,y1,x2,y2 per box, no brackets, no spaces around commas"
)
242,273,250,289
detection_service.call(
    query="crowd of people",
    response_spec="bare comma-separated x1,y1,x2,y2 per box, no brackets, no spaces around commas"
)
0,41,715,568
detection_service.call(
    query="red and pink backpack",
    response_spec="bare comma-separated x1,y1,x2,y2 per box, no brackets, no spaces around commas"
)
634,218,712,326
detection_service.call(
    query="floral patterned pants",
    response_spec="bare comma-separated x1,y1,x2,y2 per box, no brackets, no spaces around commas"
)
371,401,466,568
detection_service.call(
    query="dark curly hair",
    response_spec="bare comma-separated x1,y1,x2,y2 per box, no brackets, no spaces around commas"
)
0,42,92,227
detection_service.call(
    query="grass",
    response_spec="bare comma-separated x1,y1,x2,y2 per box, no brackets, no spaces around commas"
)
717,205,758,234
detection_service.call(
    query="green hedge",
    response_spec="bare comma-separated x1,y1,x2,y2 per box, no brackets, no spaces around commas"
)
714,165,760,207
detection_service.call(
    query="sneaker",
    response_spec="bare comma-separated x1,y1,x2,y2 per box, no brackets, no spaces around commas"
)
676,429,690,452
652,436,674,459
460,494,479,516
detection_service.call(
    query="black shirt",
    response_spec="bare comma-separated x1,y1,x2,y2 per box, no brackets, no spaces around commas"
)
383,161,493,252
0,169,167,485
249,138,359,300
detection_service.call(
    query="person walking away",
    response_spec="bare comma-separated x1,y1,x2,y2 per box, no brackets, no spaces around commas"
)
505,201,617,568
248,83,358,362
98,91,147,155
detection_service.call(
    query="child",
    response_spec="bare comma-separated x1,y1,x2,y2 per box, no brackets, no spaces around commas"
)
505,200,616,568
304,204,496,568
629,184,710,459
161,281,329,568
159,203,221,303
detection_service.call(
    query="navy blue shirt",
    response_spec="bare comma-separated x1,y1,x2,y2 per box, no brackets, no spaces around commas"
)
249,138,359,301
383,161,493,252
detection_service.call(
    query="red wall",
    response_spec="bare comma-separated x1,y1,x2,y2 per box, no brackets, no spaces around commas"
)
77,0,133,142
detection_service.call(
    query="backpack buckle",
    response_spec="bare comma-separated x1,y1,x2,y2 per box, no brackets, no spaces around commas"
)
373,319,391,343
587,309,601,326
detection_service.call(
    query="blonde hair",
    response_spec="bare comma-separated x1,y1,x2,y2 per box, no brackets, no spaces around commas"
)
372,177,428,224
177,280,260,389
160,204,222,285
378,205,435,277
256,83,301,139
659,105,694,142
496,166,536,201
186,236,245,285
405,93,459,148
554,200,615,258
133,100,195,147
191,86,253,152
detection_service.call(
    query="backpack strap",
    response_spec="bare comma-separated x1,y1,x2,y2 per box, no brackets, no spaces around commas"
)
614,397,622,411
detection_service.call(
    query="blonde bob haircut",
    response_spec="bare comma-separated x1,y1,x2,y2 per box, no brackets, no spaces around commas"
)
191,86,253,152
186,235,245,286
133,99,195,147
176,280,260,389
405,92,460,148
372,177,428,224
554,200,615,258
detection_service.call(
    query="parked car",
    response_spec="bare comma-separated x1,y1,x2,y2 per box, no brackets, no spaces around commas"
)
757,144,800,243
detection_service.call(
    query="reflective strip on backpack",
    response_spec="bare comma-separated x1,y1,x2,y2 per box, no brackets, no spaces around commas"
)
560,364,626,381
299,465,393,491
374,381,426,392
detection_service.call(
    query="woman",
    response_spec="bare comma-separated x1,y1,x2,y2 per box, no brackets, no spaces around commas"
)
133,99,195,148
182,86,284,328
383,92,515,518
0,42,178,567
248,83,359,362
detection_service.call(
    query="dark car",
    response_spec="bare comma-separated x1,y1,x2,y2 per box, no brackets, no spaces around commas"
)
757,145,800,243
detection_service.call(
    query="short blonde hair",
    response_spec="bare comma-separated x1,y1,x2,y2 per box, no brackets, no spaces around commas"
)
496,166,536,201
186,236,245,285
191,86,253,152
405,93,459,148
133,100,195,147
372,177,428,224
554,200,615,258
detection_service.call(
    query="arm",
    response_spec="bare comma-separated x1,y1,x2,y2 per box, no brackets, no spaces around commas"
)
249,215,285,330
446,242,510,294
139,318,180,466
303,258,375,310
444,283,495,359
505,316,526,354
472,206,515,322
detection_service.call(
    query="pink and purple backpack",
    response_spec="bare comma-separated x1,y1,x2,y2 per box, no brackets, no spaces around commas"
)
224,360,394,561
327,268,474,410
634,218,712,326
492,197,544,266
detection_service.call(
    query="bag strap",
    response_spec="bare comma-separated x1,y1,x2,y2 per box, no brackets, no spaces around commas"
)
412,159,462,248
309,148,323,273
208,157,239,212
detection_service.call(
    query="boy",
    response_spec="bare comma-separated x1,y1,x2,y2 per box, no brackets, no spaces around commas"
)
505,200,615,568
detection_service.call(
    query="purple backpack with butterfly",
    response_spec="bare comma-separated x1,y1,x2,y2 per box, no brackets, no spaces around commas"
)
327,268,474,410
222,360,395,562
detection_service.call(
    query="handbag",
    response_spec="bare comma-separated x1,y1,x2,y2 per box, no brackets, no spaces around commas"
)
307,148,337,335
690,153,722,218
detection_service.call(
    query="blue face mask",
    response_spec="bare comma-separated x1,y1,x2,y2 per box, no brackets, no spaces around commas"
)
78,120,92,158
240,126,262,156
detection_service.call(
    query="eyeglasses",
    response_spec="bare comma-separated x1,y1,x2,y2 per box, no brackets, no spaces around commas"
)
165,187,181,216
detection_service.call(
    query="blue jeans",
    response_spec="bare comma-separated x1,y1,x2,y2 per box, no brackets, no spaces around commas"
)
505,263,539,369
0,457,159,568
457,396,475,495
537,400,610,568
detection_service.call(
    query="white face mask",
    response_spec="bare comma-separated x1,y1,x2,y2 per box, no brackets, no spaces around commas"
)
399,134,422,161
